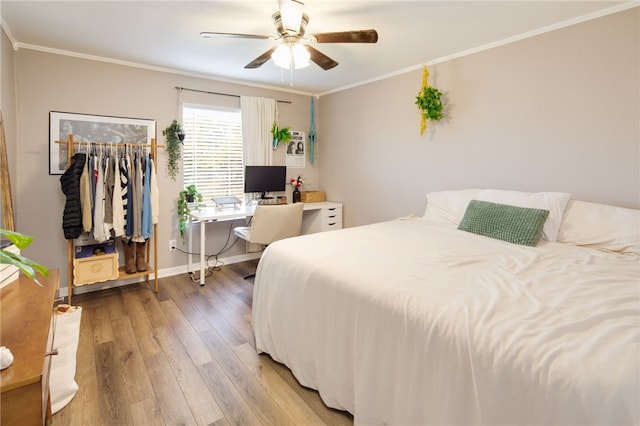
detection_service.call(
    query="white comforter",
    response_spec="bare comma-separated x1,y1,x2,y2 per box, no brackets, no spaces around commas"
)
252,217,640,425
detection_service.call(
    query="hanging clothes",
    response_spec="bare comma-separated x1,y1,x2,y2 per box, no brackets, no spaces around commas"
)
90,151,97,225
62,141,159,246
79,151,92,233
124,153,134,238
92,153,107,242
130,152,143,242
102,154,114,238
111,152,125,237
60,153,86,240
141,153,153,239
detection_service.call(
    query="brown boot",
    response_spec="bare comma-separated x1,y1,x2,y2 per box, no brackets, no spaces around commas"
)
122,239,136,274
136,241,150,272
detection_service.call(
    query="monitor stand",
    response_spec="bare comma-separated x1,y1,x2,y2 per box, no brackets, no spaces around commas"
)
260,191,273,200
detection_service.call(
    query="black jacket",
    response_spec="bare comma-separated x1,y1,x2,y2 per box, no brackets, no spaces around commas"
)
60,153,86,239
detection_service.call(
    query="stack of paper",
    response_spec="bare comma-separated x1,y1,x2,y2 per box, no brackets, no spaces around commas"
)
0,240,20,289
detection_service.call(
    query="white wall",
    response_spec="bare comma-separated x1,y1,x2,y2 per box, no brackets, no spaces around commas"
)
318,8,639,227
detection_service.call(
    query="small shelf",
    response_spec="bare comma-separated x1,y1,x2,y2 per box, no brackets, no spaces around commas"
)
116,266,156,280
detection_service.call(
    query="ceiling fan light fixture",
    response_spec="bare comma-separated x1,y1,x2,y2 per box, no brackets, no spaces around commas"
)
292,43,310,68
272,43,310,69
279,0,304,34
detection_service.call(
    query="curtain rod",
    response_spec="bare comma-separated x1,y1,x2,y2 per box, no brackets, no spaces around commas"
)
175,86,292,104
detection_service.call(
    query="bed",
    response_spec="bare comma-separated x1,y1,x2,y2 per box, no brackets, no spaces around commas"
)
252,189,640,425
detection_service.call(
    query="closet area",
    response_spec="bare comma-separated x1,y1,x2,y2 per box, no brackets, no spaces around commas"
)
59,135,159,304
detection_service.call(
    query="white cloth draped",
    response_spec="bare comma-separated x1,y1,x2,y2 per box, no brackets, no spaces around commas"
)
240,96,276,166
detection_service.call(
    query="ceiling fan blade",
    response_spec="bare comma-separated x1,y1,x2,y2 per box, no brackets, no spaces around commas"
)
312,29,378,44
307,46,338,70
200,31,273,40
244,47,277,69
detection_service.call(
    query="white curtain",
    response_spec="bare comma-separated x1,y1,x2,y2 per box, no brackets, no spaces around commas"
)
240,96,276,166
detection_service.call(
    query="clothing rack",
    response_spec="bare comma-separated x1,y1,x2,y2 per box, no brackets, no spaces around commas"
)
61,134,159,304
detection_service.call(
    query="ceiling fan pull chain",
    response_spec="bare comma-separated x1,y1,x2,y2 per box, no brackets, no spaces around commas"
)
290,49,294,87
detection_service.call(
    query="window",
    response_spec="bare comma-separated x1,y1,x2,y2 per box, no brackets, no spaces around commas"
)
182,105,244,200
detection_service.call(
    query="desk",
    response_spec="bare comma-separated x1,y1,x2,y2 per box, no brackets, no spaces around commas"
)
188,201,342,285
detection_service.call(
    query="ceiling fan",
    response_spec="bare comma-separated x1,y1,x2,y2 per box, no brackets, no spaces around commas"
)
200,0,378,71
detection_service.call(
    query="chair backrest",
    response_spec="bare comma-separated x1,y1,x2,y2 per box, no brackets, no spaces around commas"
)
248,203,304,245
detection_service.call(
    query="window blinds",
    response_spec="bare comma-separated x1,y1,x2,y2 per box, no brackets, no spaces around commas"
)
182,106,244,200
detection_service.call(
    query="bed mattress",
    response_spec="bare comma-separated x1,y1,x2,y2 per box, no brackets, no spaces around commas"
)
252,217,640,425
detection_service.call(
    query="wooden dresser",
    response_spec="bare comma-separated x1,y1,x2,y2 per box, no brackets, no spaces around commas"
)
1,270,59,426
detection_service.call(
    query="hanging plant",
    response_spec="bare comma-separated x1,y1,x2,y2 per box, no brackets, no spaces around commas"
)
271,121,291,149
415,65,444,135
415,86,443,122
177,185,202,239
163,120,185,180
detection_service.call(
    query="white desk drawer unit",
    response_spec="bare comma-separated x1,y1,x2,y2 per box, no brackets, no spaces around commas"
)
321,205,342,231
300,202,342,234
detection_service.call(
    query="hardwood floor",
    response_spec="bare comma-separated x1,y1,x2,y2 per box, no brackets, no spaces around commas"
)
53,260,353,426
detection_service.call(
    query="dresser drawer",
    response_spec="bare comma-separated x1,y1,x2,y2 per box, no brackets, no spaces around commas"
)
322,207,342,225
322,206,342,219
322,220,342,231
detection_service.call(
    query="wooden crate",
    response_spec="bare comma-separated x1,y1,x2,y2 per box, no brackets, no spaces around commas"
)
73,253,119,286
300,191,326,203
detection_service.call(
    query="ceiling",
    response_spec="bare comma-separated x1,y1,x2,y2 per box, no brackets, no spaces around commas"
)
1,1,634,96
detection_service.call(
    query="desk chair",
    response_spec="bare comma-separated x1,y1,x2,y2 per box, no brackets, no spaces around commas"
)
233,203,304,279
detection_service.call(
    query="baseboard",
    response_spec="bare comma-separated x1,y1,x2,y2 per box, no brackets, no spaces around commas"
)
58,251,262,298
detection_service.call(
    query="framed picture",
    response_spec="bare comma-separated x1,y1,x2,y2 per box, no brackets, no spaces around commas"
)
49,111,156,175
285,130,305,168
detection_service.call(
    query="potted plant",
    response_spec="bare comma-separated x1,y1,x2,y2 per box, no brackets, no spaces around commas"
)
0,229,48,286
416,86,443,122
177,185,202,238
271,121,291,149
415,65,444,135
163,120,185,181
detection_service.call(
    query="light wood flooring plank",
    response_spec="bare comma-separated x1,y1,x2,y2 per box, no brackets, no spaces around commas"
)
128,397,164,426
234,342,327,426
197,360,263,426
159,298,213,366
198,327,294,425
137,285,169,329
94,340,134,424
109,315,156,404
86,296,115,345
270,358,355,425
120,286,163,357
153,324,224,425
143,352,198,425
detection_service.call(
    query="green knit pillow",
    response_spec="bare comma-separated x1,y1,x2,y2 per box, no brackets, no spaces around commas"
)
458,200,549,246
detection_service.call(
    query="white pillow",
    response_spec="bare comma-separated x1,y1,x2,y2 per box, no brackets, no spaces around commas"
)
423,189,480,228
557,200,640,255
477,189,571,241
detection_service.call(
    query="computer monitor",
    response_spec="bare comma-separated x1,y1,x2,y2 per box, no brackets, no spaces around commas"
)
244,165,287,199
